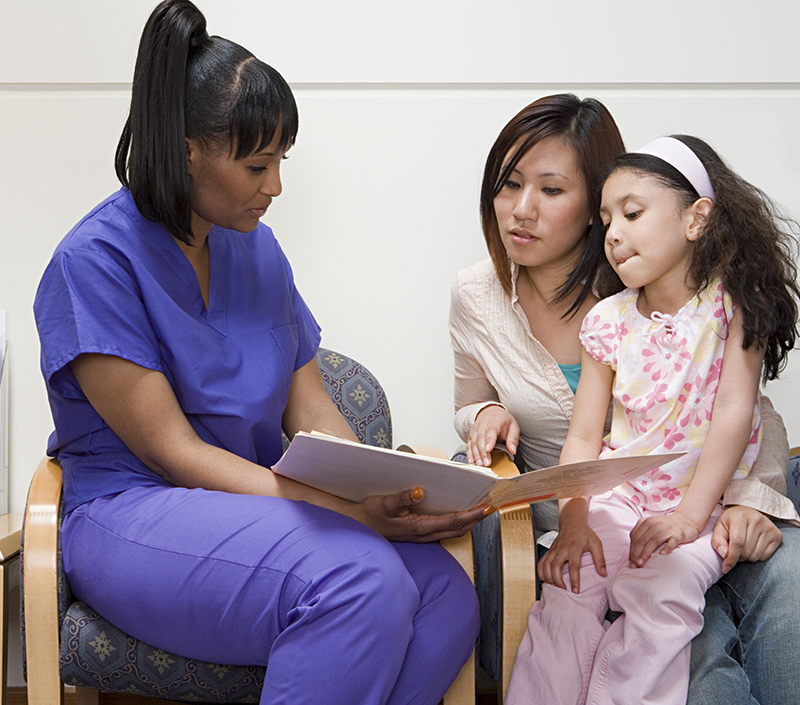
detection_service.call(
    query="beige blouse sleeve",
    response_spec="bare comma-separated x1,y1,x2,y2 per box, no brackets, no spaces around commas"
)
450,277,507,443
723,395,800,525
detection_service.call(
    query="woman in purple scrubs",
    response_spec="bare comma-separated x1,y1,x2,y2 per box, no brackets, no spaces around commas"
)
33,2,482,703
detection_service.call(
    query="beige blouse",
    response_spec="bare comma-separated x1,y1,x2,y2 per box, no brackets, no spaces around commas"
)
450,258,800,526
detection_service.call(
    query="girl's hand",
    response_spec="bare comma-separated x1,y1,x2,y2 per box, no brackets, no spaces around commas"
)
628,512,701,567
712,505,783,573
539,501,606,593
353,488,490,543
467,405,520,467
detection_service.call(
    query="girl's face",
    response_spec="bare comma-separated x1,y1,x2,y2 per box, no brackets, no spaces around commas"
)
600,169,700,293
186,131,287,239
493,136,592,274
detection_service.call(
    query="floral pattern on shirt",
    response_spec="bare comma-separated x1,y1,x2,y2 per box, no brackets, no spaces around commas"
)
580,279,761,510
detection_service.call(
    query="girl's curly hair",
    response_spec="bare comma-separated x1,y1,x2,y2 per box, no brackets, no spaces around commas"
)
598,135,800,382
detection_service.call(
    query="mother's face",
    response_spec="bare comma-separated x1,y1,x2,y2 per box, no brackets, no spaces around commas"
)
493,136,592,273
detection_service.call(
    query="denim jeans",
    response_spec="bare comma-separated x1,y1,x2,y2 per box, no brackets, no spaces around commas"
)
688,522,800,705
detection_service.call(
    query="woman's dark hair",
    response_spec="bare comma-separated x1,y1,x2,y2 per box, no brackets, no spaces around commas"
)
603,135,800,382
480,94,626,315
115,0,298,244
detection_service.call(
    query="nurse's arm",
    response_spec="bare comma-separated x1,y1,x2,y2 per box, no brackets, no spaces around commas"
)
70,353,485,541
281,356,360,442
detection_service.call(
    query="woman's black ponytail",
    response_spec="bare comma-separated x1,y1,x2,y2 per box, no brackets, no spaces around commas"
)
116,0,206,244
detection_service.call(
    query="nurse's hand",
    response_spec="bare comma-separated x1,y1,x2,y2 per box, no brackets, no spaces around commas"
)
354,488,492,542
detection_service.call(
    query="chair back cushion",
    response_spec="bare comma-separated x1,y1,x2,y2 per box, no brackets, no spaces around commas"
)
315,348,392,448
788,453,800,514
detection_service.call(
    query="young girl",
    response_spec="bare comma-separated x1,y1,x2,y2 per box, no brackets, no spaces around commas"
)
505,135,799,705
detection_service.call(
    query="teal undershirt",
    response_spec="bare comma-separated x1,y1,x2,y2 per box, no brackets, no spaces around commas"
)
558,363,582,395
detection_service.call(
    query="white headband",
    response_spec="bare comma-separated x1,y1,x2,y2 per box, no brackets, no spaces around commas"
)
634,136,716,201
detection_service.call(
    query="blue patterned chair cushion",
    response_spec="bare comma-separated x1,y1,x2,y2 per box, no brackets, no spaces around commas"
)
59,604,265,701
788,454,800,514
314,348,391,448
23,348,391,702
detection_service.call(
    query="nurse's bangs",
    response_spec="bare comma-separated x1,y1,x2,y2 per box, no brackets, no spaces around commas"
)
229,58,298,160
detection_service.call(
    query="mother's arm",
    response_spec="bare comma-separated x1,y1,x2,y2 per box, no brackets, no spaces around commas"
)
451,285,520,466
711,507,783,573
452,324,518,463
71,353,486,542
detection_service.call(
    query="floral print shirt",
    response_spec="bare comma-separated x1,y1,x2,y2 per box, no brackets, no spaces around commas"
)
580,279,761,510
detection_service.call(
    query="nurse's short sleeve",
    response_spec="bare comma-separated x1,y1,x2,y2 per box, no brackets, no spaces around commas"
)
34,247,162,396
579,299,620,370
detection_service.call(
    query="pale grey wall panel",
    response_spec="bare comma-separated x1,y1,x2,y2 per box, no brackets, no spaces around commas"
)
2,0,799,84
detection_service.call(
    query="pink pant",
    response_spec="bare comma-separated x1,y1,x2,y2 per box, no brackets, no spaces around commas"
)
506,492,724,705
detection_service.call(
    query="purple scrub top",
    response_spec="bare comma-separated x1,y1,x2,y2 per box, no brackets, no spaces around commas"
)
34,189,321,513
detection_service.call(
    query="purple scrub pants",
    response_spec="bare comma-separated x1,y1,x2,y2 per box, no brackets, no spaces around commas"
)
61,485,479,704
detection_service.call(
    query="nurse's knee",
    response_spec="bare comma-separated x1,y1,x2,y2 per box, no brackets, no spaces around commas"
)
306,537,422,626
445,567,480,643
397,542,479,641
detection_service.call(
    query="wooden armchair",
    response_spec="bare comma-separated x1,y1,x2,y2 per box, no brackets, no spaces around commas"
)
20,348,476,704
490,453,537,700
465,451,537,703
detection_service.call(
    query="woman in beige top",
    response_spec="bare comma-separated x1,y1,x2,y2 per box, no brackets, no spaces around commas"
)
451,93,800,704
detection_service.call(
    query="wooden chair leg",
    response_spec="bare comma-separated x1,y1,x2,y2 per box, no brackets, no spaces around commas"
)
76,686,100,705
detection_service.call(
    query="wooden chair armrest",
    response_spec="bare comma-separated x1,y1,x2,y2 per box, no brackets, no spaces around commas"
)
23,456,65,704
498,504,536,702
490,449,521,480
487,450,537,702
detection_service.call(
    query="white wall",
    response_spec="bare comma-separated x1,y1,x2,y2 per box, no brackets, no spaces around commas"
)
3,0,800,506
2,0,800,685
